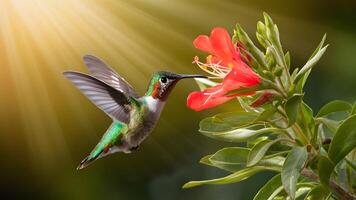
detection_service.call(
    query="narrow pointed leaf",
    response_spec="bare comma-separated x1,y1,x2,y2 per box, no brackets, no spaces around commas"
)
328,115,356,164
310,33,327,59
316,100,352,117
285,52,291,68
182,166,264,189
294,45,328,84
291,67,299,80
281,146,308,199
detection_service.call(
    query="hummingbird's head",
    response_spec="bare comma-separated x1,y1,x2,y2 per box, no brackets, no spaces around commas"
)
145,71,207,101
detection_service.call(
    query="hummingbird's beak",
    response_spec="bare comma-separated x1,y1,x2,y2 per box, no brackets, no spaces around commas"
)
178,74,208,79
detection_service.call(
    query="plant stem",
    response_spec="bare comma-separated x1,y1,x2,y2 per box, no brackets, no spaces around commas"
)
301,169,356,200
274,78,288,98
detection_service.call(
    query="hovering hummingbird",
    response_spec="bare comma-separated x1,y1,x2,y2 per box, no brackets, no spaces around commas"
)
63,55,206,170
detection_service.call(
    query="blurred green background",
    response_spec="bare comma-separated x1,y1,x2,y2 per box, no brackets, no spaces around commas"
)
0,0,356,199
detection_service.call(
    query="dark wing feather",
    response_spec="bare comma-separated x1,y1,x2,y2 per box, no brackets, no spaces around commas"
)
82,55,139,98
63,71,134,124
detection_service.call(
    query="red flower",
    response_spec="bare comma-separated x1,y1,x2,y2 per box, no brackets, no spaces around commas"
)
187,28,261,111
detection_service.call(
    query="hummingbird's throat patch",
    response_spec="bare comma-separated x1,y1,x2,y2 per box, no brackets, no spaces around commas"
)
151,82,161,99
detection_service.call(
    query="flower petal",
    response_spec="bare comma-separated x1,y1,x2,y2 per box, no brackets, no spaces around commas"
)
193,35,213,54
187,84,234,111
223,61,260,91
210,28,237,62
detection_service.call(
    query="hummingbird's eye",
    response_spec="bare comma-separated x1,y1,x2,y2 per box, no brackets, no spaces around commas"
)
160,77,167,84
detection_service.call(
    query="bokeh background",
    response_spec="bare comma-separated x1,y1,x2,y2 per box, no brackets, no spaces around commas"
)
0,0,356,199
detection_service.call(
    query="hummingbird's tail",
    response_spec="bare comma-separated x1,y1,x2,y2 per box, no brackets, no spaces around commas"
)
77,122,127,170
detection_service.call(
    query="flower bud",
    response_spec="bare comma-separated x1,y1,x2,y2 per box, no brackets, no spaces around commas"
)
274,66,284,76
257,21,266,35
256,32,267,48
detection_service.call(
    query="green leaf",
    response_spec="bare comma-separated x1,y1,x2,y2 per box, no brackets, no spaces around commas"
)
285,94,304,126
214,111,259,126
258,156,285,170
248,136,269,148
285,52,291,68
351,101,356,115
345,158,356,172
291,68,299,80
253,174,283,200
207,147,249,172
304,185,329,200
199,125,277,143
317,117,340,133
295,34,327,90
273,182,315,200
310,33,327,59
202,147,283,172
199,111,258,133
199,154,213,166
317,155,335,187
281,146,308,199
295,69,311,93
182,166,265,189
316,100,352,117
301,102,314,124
298,102,315,139
254,107,278,123
294,45,328,84
328,114,356,164
247,139,284,167
295,187,312,199
256,32,267,48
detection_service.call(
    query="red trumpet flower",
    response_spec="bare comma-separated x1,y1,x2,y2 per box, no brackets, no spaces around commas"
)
187,27,261,111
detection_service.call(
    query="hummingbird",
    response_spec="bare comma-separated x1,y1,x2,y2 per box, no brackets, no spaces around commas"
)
63,55,206,170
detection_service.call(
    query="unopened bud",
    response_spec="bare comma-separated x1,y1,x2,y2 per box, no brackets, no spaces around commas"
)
262,70,274,80
257,21,266,35
274,66,284,76
256,33,267,48
251,92,275,107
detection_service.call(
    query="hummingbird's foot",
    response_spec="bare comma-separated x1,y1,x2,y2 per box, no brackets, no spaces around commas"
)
129,145,139,151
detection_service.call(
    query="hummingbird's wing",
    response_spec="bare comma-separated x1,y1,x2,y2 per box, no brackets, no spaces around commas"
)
82,55,139,98
63,71,138,124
